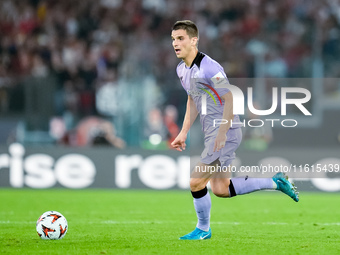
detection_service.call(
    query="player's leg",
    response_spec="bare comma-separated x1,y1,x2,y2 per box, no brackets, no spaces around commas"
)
179,160,219,240
212,127,299,201
210,173,275,198
209,168,299,202
190,160,217,231
209,127,275,197
209,164,275,198
210,175,231,198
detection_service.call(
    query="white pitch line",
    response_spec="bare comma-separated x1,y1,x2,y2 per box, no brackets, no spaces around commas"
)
0,221,36,224
98,221,340,226
1,220,340,226
100,220,166,224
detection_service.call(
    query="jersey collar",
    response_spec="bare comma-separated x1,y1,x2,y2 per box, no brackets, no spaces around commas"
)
189,51,205,69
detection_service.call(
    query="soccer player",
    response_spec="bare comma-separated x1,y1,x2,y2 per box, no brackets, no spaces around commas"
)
170,20,299,240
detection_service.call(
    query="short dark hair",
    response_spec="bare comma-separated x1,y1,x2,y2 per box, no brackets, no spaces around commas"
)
172,20,199,39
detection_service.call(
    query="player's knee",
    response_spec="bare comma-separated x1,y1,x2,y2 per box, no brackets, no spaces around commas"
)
190,178,206,192
210,179,231,198
211,186,230,198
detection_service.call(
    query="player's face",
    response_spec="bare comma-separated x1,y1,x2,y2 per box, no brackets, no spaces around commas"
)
171,29,197,60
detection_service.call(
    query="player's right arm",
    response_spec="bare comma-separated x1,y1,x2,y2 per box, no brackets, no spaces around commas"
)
171,95,198,152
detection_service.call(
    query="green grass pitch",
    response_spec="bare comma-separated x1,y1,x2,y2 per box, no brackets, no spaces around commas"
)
1,189,340,255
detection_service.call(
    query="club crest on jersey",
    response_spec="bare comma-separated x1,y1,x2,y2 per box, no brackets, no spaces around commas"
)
211,72,225,85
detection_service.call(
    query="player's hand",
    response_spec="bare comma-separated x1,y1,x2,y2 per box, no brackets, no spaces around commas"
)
213,131,227,152
171,132,187,152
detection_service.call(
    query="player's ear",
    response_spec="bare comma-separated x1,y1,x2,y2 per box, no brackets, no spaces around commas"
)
191,37,198,47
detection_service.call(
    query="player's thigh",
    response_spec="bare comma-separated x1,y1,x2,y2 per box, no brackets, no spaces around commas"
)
190,159,220,191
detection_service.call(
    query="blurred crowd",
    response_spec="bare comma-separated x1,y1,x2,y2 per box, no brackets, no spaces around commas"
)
0,0,340,146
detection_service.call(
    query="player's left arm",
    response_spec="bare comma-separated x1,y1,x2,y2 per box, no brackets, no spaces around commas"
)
213,91,233,152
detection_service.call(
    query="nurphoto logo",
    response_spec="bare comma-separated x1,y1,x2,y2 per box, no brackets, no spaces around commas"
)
199,76,312,128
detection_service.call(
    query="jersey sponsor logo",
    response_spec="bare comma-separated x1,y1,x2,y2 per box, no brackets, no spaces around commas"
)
187,89,201,97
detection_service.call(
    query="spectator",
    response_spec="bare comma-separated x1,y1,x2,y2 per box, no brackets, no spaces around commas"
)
1,0,340,146
164,105,180,148
70,116,126,148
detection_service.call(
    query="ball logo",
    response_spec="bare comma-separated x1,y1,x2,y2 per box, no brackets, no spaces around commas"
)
42,225,56,237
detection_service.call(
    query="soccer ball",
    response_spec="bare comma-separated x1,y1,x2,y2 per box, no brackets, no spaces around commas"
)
36,211,68,240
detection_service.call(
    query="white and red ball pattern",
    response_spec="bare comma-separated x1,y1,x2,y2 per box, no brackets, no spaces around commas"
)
36,211,68,240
